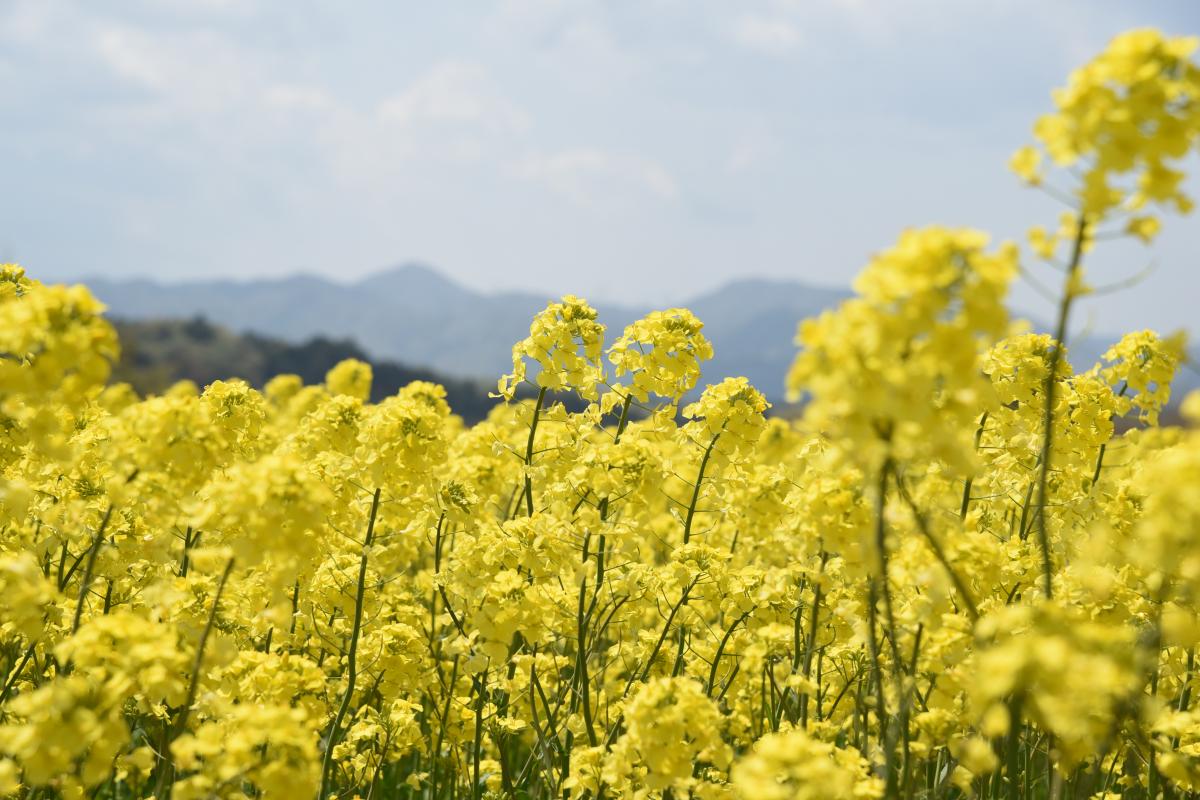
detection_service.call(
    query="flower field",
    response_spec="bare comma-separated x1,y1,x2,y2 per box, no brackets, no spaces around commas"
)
2,28,1200,800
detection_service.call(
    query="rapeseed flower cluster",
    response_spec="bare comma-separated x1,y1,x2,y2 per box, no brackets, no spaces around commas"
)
0,27,1197,800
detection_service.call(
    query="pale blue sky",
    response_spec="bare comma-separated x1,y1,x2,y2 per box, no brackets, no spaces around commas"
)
2,0,1198,335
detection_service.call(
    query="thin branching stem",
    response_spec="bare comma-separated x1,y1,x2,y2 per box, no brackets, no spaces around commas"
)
1033,214,1088,599
318,487,383,800
154,555,235,798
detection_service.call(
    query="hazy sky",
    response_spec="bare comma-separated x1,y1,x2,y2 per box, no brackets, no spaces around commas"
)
2,0,1198,336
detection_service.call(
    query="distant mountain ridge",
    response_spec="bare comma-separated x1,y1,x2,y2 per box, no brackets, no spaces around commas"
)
81,264,1197,403
110,317,503,423
82,265,853,401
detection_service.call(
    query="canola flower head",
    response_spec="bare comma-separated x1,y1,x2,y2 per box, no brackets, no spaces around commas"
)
788,225,1016,471
1016,28,1200,219
0,270,118,401
496,294,606,401
683,376,770,458
731,728,882,800
604,677,732,795
1096,328,1187,424
325,358,373,401
609,307,714,402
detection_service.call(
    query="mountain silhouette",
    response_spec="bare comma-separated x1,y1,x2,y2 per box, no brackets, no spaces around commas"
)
81,264,1196,404
82,265,854,400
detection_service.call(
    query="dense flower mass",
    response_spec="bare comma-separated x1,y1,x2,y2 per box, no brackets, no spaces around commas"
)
0,27,1198,800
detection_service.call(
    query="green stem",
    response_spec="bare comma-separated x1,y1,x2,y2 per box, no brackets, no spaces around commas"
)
472,670,487,800
522,387,548,518
155,556,235,798
630,579,697,692
960,412,988,518
1149,667,1161,800
892,466,979,621
69,505,114,637
683,433,720,544
1033,214,1088,600
865,577,894,791
0,645,36,703
614,391,634,443
317,487,382,800
1090,383,1127,490
575,568,598,747
180,525,196,578
799,554,828,728
872,459,908,798
707,610,752,697
1005,695,1024,800
428,655,460,800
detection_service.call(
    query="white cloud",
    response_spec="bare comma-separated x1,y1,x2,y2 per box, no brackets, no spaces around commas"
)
377,61,529,134
0,0,57,43
732,15,803,55
263,84,334,113
553,18,639,81
155,0,257,12
487,4,642,88
511,148,678,204
95,27,172,91
91,22,264,117
321,60,535,173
